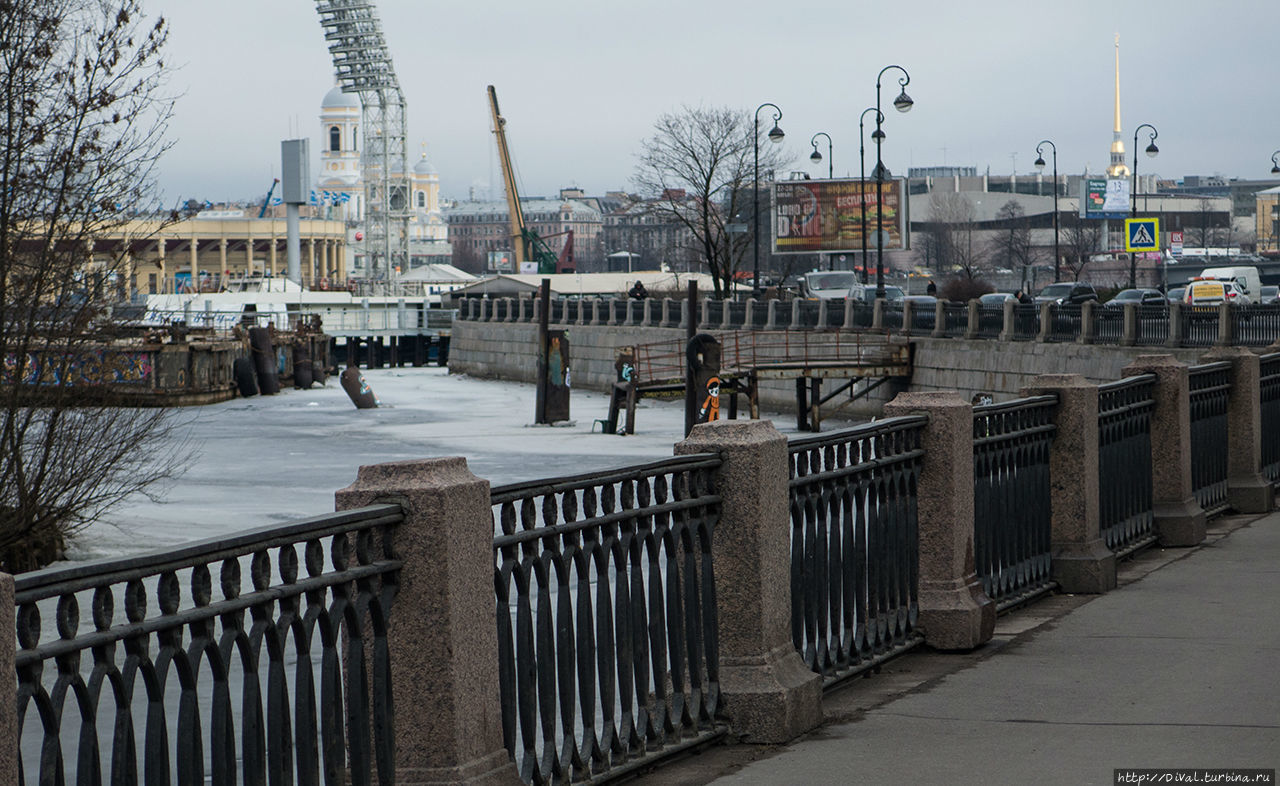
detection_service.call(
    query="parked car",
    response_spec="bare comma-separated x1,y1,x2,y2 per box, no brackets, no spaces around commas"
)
1185,279,1251,306
978,292,1017,306
1105,288,1166,308
847,283,906,303
1166,286,1186,304
1198,266,1262,304
1034,282,1098,305
799,271,860,300
1260,285,1279,305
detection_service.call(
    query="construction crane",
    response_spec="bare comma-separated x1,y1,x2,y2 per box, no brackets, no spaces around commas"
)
257,178,279,218
314,0,410,287
487,85,562,275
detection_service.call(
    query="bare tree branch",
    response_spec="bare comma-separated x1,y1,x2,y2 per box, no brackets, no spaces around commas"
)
632,105,790,297
1,0,187,571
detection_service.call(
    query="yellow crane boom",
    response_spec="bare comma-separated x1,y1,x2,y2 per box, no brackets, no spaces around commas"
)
488,85,527,266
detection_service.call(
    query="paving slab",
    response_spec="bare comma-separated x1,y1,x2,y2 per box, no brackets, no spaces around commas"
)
635,515,1279,786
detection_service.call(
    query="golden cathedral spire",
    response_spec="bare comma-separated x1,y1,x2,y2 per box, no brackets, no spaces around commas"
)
1107,34,1130,178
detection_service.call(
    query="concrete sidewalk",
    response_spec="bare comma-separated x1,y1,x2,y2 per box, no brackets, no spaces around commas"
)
640,513,1280,786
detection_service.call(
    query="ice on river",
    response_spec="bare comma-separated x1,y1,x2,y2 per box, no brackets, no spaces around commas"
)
71,367,851,563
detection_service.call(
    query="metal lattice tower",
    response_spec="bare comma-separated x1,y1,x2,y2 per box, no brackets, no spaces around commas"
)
315,0,409,284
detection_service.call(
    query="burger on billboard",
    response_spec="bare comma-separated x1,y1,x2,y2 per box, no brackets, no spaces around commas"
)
773,178,907,254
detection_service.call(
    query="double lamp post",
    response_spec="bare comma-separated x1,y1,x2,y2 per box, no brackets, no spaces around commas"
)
754,67,912,298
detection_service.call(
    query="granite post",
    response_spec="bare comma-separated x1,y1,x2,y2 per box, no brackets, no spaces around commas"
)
1122,355,1206,546
1021,374,1116,593
1199,347,1274,513
1164,302,1183,347
1078,300,1096,344
883,392,995,649
964,298,980,340
998,298,1016,342
674,420,822,743
336,458,518,785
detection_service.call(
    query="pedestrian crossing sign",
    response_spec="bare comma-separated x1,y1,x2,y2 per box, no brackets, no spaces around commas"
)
1125,218,1160,252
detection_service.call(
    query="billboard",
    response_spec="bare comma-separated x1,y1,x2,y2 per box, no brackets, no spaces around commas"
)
772,178,908,254
487,250,514,273
1082,177,1130,219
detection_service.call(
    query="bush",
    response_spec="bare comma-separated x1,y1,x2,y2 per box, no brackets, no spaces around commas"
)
940,277,995,303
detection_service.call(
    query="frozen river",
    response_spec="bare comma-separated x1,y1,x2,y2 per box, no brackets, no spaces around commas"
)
73,367,848,562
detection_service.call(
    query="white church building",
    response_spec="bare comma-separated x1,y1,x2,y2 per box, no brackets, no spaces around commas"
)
316,85,455,278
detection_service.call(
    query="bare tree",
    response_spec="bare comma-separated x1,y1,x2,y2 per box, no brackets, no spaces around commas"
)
1,0,188,571
632,105,790,297
1059,212,1103,281
921,192,983,280
989,200,1035,287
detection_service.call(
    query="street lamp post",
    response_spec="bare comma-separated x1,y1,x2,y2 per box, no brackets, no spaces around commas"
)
1034,139,1059,283
809,132,833,179
1129,123,1159,288
874,65,913,298
753,103,785,296
1271,151,1280,252
858,107,882,285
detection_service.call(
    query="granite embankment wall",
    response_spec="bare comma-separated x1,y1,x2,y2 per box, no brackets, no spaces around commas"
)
448,320,1212,415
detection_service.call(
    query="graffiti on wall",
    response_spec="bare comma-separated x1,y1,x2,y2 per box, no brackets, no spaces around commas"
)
3,349,154,386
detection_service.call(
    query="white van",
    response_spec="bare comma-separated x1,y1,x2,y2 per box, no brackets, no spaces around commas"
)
1198,266,1262,304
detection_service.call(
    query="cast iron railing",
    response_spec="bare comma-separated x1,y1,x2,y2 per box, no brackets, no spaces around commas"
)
1010,304,1039,340
881,304,903,331
15,505,403,785
974,304,1004,339
1093,306,1124,345
1135,304,1170,346
1188,361,1231,516
796,301,820,328
704,299,724,328
972,396,1057,610
772,304,793,330
1181,306,1219,347
459,296,1280,351
1045,305,1082,343
824,302,845,328
1098,375,1157,555
849,301,875,329
787,416,926,688
726,300,747,328
1261,353,1280,485
906,303,934,334
492,455,724,785
1233,303,1280,346
941,303,968,337
646,299,663,326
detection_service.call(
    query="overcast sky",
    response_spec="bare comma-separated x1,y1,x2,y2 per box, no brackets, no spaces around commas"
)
151,0,1279,206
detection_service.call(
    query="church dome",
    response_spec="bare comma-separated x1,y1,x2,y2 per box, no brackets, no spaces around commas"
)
321,85,361,110
414,153,437,176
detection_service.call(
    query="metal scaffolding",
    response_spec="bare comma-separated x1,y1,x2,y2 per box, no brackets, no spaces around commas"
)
314,0,409,285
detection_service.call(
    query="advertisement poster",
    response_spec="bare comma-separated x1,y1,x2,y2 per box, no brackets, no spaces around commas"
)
773,178,908,254
1081,177,1131,219
1101,178,1131,216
